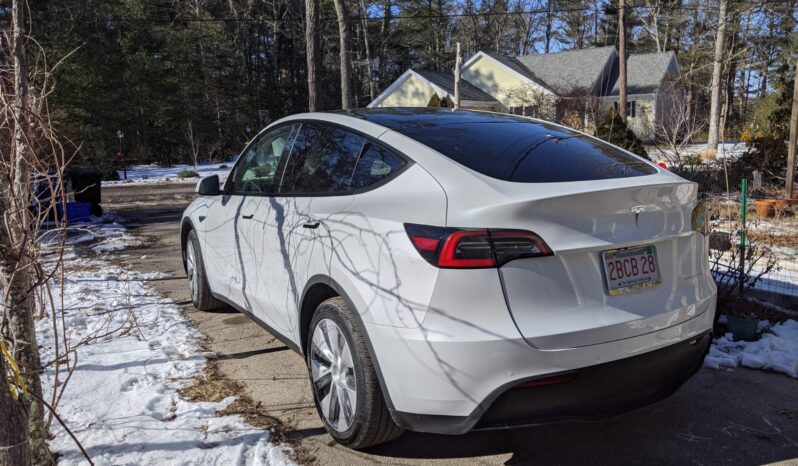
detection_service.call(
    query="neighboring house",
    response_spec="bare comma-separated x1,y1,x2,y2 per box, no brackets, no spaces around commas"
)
368,46,683,142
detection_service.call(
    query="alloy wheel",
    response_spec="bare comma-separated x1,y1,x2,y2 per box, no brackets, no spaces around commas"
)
310,318,357,432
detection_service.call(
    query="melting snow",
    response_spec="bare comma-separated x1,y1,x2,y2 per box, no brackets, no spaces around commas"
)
36,219,293,465
704,320,798,378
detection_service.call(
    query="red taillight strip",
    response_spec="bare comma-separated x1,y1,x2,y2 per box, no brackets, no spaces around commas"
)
437,230,495,268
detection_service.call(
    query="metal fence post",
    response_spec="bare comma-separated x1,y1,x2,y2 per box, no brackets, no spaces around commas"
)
739,178,747,295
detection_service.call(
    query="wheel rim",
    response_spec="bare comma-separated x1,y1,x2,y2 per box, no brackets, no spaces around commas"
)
186,241,199,302
310,318,357,432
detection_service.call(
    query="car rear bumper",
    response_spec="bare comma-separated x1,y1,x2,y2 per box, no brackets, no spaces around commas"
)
388,330,712,435
362,268,716,434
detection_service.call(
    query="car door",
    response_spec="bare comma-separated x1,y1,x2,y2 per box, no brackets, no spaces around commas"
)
209,124,297,310
242,123,364,342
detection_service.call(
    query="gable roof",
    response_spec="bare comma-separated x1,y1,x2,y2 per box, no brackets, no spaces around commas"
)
608,51,679,95
514,46,618,96
478,52,553,91
413,70,498,102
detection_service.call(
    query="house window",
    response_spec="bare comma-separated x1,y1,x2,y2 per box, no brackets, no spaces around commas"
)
613,100,636,118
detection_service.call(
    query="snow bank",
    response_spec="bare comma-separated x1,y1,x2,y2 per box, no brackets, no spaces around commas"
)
37,222,293,465
104,162,232,185
704,320,798,378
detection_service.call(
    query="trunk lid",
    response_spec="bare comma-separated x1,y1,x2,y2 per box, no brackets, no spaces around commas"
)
473,179,715,350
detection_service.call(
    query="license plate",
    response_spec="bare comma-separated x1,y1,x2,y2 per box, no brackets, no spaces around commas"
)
601,245,662,295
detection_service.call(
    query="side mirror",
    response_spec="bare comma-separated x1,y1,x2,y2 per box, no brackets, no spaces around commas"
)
196,175,221,196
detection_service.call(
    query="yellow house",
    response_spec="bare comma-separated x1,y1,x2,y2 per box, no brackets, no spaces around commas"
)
369,47,683,143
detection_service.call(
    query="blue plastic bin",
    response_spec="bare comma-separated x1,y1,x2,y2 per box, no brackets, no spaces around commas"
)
57,202,93,223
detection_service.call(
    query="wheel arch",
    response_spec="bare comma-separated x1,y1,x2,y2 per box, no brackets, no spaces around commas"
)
299,274,396,411
180,217,195,271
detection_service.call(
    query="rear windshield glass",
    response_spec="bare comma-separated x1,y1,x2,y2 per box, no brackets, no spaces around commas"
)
361,110,656,183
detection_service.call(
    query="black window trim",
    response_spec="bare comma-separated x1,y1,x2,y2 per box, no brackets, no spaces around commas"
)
225,119,414,198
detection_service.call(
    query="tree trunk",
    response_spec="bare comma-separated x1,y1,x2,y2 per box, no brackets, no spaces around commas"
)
707,0,728,151
618,0,627,124
1,1,47,463
333,0,353,110
359,0,375,101
786,59,798,200
305,0,321,111
0,346,30,466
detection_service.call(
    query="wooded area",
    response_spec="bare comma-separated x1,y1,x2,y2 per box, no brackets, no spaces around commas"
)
12,0,794,173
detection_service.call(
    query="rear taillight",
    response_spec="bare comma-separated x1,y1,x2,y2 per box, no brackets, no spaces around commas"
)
404,224,553,268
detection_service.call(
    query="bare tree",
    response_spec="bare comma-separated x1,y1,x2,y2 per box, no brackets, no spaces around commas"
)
505,85,557,120
707,0,729,151
333,0,353,110
0,0,50,462
358,0,376,101
305,0,321,111
653,81,708,165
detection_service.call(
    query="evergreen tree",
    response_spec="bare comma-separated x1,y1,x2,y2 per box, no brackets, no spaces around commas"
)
596,108,649,159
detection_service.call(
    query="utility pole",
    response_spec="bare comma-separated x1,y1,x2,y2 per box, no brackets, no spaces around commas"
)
454,42,462,110
618,0,627,124
787,59,798,200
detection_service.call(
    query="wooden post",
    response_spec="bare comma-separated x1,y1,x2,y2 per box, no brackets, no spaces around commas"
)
618,0,627,124
786,59,798,200
454,42,462,110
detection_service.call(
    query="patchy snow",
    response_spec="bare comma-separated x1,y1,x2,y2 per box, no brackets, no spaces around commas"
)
36,219,293,465
704,320,798,378
103,161,233,185
649,142,748,163
39,213,143,254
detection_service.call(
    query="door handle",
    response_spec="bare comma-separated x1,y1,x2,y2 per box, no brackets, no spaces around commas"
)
303,222,320,229
241,214,254,219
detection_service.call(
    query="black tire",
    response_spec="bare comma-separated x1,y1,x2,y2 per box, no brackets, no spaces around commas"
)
184,229,225,311
307,297,403,449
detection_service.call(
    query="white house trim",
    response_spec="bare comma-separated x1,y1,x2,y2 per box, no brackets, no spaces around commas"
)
367,69,462,108
462,51,559,99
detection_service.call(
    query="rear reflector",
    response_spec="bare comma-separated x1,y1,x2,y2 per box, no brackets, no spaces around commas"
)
513,372,578,389
405,224,553,269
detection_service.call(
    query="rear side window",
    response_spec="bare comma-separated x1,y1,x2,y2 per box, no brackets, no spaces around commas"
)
280,124,365,194
350,143,406,190
372,113,655,182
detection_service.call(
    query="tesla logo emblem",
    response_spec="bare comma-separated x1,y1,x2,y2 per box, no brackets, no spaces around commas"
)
630,206,646,226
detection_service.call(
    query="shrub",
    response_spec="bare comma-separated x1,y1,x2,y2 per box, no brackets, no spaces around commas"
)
176,170,200,179
595,108,649,159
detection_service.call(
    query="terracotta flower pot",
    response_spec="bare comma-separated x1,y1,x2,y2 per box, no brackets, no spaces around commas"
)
753,199,775,217
774,198,791,210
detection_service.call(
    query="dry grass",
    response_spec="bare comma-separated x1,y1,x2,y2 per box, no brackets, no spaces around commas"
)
697,148,717,162
179,361,317,465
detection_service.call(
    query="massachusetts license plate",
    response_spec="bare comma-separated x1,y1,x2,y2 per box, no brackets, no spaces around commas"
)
601,245,662,295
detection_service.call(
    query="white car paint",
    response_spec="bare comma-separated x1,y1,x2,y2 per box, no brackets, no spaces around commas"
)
181,109,716,432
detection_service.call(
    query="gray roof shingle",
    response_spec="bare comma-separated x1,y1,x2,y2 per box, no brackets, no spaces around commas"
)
608,51,678,95
514,46,618,96
414,70,498,102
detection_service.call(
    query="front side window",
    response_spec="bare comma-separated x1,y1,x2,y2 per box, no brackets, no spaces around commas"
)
280,125,366,194
228,125,296,194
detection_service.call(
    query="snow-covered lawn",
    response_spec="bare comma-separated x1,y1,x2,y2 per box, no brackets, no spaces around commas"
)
648,141,748,163
103,162,232,185
37,220,293,465
704,320,798,379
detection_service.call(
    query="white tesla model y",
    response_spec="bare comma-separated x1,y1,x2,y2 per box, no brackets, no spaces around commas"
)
181,109,717,449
